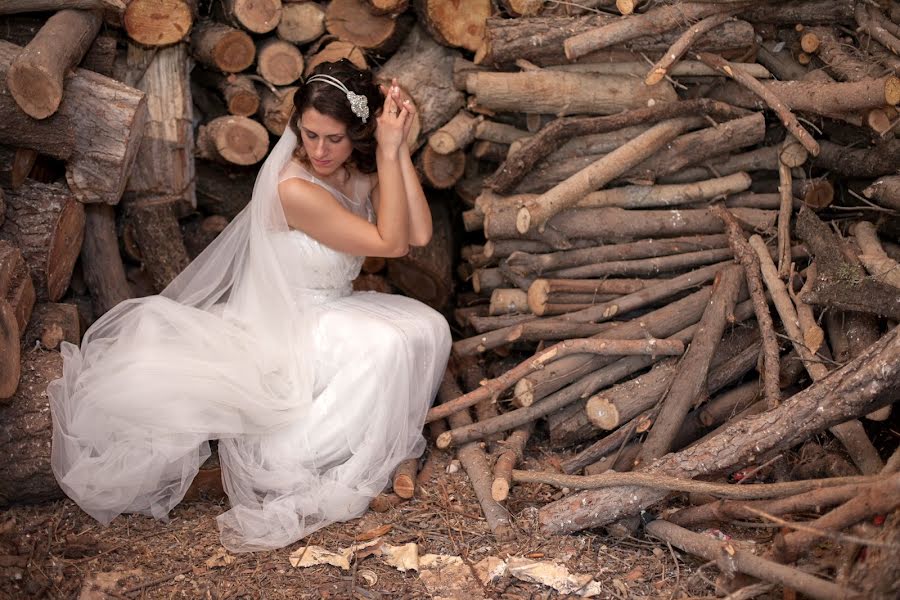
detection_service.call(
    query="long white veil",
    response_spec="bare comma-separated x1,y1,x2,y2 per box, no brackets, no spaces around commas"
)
49,127,319,549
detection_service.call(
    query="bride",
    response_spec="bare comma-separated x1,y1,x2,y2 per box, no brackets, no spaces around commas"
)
48,60,452,552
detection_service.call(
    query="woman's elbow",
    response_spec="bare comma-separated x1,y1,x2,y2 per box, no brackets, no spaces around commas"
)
387,244,410,257
410,232,432,247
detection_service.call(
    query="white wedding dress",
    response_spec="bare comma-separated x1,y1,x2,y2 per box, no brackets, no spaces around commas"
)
49,128,452,552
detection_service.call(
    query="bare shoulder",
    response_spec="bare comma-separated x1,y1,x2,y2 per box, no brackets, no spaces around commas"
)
278,177,336,211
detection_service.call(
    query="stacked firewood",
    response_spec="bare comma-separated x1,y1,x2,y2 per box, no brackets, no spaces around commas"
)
1,0,900,597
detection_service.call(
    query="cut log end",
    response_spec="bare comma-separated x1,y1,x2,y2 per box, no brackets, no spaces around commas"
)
231,0,283,34
7,63,62,120
491,478,510,502
257,40,304,86
884,76,900,106
436,431,452,449
526,279,550,316
198,116,270,166
215,31,256,73
515,207,531,235
585,395,620,431
124,0,195,46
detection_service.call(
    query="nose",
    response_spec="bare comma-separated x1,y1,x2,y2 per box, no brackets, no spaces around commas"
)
313,138,327,159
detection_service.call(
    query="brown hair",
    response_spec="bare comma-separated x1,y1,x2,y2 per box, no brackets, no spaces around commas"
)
289,60,383,174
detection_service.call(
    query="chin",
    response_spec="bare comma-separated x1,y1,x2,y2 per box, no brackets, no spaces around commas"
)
310,160,343,176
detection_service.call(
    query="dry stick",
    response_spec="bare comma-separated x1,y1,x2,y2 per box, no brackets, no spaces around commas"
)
511,470,879,500
563,2,731,61
516,117,703,234
857,4,900,55
749,235,884,476
712,205,781,409
777,142,794,278
491,422,532,502
853,220,900,288
426,337,684,423
537,325,900,535
646,13,733,86
772,471,900,564
696,52,819,156
668,483,868,528
562,411,649,475
488,98,750,194
645,520,863,600
453,261,726,357
438,371,514,541
636,265,744,465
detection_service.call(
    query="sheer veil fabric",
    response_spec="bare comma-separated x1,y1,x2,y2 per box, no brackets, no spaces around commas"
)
49,127,452,551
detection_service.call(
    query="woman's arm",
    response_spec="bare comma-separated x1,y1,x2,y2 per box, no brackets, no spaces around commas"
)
279,90,411,258
372,83,434,247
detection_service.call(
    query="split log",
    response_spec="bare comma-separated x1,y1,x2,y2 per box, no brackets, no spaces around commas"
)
305,41,367,76
646,520,860,600
516,117,702,233
122,42,195,211
487,98,750,194
465,70,676,117
0,240,35,336
636,265,744,465
325,0,412,54
256,38,304,86
378,25,464,147
276,1,325,45
862,176,900,211
0,350,64,505
214,0,282,34
538,324,900,534
196,116,270,166
0,181,84,302
6,8,102,119
413,0,491,53
79,204,133,315
23,302,81,351
0,40,148,205
123,0,196,46
258,85,297,136
191,21,256,73
386,200,452,309
797,208,900,321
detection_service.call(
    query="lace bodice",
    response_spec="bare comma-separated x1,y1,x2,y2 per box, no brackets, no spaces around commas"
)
275,160,375,302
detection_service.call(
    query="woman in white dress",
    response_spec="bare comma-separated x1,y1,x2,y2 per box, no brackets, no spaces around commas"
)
48,60,452,552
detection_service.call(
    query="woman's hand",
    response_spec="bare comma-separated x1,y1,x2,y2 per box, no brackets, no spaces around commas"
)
375,77,409,156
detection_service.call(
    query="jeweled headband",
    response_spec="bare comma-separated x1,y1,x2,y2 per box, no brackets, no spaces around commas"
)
305,74,370,123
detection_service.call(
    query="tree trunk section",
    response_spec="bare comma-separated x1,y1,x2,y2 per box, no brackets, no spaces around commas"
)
79,203,133,315
0,181,84,302
196,115,270,166
256,38,304,86
6,8,102,119
326,0,413,54
214,0,282,34
123,0,196,46
0,349,64,505
191,20,256,73
414,0,492,53
277,2,325,45
0,239,36,336
386,200,452,309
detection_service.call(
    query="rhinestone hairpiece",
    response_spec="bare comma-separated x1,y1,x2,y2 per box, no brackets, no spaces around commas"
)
306,74,369,123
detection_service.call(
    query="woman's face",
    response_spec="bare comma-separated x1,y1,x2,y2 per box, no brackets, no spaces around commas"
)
298,108,354,177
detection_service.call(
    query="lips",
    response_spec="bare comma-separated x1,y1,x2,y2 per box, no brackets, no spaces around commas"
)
312,158,331,168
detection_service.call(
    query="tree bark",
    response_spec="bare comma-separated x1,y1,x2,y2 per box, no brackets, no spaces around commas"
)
465,70,677,117
0,349,65,505
538,325,900,535
0,181,84,302
190,20,256,73
386,200,453,309
23,302,81,351
6,8,102,119
79,203,133,315
0,240,35,338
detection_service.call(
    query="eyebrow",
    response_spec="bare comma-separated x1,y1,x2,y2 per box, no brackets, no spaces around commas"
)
300,126,345,137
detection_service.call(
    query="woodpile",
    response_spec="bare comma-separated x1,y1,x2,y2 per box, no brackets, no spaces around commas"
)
1,1,900,597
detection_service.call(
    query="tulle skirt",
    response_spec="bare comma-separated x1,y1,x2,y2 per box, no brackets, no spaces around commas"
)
49,290,451,552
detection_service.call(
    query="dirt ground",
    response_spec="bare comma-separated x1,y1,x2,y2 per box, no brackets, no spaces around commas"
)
0,438,748,600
